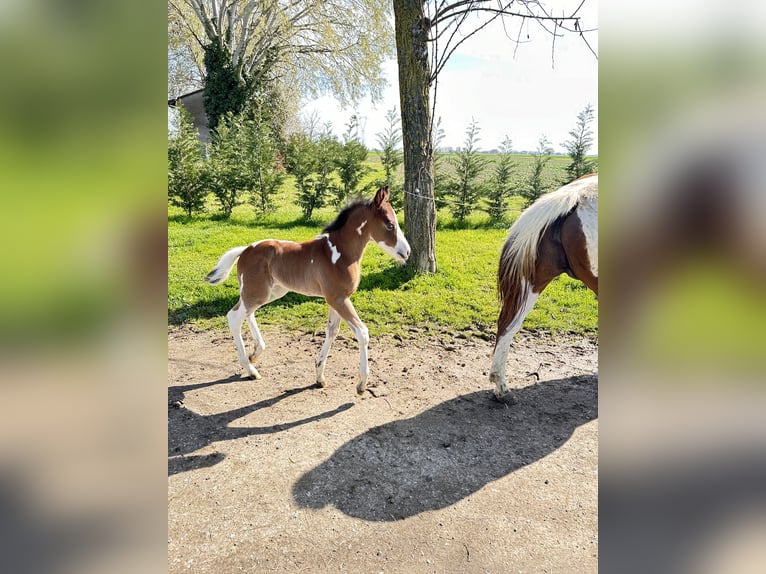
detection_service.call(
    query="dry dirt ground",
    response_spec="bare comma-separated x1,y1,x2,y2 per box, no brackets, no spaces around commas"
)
168,325,598,573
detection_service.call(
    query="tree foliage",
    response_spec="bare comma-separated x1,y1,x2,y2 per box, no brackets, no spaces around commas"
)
284,125,340,221
201,104,286,218
334,115,369,206
485,135,516,224
520,135,553,207
244,108,285,216
563,103,596,183
168,107,209,218
442,119,488,223
375,107,403,206
202,41,252,131
170,0,393,126
207,111,246,217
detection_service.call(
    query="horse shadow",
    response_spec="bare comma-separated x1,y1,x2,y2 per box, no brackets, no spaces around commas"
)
292,374,597,521
168,376,354,476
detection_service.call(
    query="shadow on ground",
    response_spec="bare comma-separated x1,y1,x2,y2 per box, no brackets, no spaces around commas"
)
292,374,597,521
168,377,353,476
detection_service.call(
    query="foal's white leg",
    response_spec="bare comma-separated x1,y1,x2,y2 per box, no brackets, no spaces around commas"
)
227,301,261,380
332,298,371,395
350,322,370,395
246,284,288,363
246,312,266,361
315,308,341,387
489,288,539,400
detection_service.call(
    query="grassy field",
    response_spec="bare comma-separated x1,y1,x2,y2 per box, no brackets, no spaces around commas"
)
168,153,598,339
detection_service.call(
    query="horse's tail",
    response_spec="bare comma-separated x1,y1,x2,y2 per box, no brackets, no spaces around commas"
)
205,246,248,285
498,181,589,308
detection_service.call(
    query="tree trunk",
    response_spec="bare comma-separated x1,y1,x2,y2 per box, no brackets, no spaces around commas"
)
394,0,437,273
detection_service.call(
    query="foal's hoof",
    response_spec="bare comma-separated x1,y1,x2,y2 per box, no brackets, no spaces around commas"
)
247,365,262,380
316,378,328,388
356,383,367,396
493,391,518,405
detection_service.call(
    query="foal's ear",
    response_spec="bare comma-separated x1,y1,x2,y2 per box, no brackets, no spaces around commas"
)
373,186,390,207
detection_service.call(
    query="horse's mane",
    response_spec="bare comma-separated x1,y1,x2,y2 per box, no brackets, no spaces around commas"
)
322,199,370,234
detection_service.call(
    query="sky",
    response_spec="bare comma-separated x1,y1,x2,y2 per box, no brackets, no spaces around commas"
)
303,2,598,154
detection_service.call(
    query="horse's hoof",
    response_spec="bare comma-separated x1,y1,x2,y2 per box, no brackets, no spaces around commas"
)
248,367,262,380
356,384,367,396
316,378,327,388
494,391,518,405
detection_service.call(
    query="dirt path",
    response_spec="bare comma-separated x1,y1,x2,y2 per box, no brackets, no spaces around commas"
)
168,326,598,573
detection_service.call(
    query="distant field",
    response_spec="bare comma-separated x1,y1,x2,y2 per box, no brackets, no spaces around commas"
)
168,152,598,338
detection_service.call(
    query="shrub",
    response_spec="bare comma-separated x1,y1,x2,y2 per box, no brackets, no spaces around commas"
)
484,136,516,224
168,107,208,218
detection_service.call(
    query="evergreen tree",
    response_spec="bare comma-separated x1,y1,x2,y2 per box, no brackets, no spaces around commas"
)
484,136,516,224
207,111,246,218
285,126,339,221
562,103,596,183
443,119,488,223
375,107,403,207
168,107,208,218
245,104,285,216
334,115,368,206
285,132,316,205
520,135,553,207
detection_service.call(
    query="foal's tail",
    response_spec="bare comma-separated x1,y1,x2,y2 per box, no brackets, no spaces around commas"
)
205,245,248,285
498,182,586,309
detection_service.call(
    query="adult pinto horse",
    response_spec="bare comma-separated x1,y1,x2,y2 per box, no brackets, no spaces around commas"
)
489,174,598,402
206,186,410,395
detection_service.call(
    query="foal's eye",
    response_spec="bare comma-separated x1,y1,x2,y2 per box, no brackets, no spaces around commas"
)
385,221,395,231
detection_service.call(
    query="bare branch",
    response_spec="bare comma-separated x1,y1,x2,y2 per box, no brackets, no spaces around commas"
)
433,6,579,29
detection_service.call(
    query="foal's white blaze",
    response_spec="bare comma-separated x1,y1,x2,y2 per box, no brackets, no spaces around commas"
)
376,216,411,262
576,193,598,277
356,220,367,236
325,236,342,264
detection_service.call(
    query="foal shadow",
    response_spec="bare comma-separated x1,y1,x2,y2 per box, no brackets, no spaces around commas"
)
293,374,597,521
168,377,353,476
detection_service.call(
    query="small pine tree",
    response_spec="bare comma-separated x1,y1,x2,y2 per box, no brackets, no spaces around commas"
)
444,119,488,223
376,107,403,206
284,132,317,218
286,126,339,221
485,136,516,224
207,111,245,218
520,136,553,207
168,107,208,218
562,103,596,183
245,108,285,216
309,129,340,217
334,115,368,206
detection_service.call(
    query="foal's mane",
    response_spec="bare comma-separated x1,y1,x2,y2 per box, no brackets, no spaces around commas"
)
322,199,371,234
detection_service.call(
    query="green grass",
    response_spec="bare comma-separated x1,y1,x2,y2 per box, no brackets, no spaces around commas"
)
169,155,598,339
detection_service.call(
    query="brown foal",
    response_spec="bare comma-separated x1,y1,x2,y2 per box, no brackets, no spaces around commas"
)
206,186,410,394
